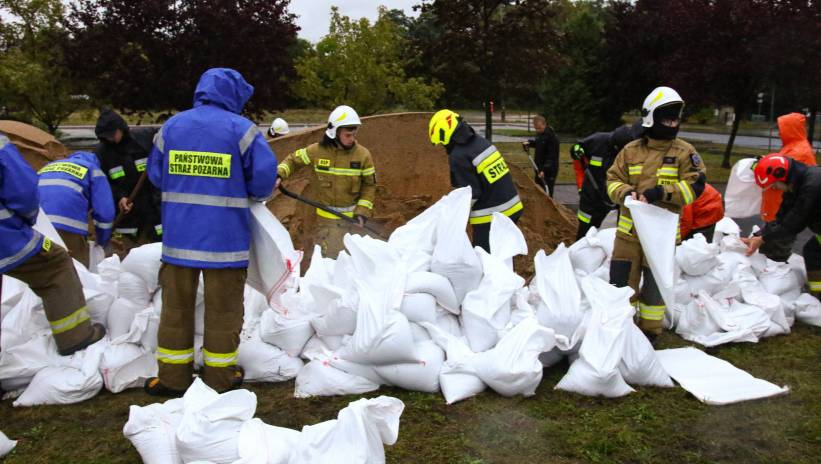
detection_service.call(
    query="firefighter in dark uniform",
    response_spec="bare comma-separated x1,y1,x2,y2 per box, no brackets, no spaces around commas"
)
429,109,524,252
606,87,707,339
571,121,641,240
94,109,162,257
742,155,821,298
522,115,560,196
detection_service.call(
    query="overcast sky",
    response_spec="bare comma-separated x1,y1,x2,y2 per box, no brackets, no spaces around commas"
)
288,1,421,43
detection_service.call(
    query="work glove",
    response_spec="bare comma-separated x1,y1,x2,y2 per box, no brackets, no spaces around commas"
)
570,143,585,161
622,190,636,202
641,186,665,204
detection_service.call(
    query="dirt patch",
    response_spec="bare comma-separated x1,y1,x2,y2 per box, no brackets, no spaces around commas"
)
267,112,577,278
0,120,69,170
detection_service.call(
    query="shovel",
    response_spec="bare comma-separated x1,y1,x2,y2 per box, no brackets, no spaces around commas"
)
521,145,551,195
277,185,388,239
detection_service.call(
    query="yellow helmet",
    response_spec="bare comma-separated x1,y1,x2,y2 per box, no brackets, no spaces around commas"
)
428,109,460,145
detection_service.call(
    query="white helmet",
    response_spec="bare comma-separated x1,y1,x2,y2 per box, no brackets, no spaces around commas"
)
269,118,289,136
325,105,361,139
641,86,684,128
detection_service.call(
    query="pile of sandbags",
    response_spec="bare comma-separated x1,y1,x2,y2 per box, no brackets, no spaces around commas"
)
123,378,404,464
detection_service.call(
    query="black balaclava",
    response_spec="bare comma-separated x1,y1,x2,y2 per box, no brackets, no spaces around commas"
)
648,103,683,140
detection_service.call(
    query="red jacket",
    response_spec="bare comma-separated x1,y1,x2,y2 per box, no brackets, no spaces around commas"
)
761,113,816,222
680,183,724,238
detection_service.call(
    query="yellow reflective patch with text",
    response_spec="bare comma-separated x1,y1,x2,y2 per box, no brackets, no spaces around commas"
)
38,162,88,180
168,151,231,178
481,156,509,184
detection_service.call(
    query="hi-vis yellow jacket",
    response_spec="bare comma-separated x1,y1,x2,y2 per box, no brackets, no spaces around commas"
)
606,137,707,242
278,142,377,218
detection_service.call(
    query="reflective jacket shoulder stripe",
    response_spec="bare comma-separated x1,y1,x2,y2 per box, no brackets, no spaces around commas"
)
469,195,522,217
238,124,259,156
153,130,165,153
38,178,83,194
48,214,88,230
0,134,9,147
92,168,106,178
471,145,498,167
0,207,12,220
0,233,41,270
93,219,113,230
163,245,249,263
161,192,249,208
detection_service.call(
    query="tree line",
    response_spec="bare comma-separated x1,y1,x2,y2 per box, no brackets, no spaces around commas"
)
1,0,818,165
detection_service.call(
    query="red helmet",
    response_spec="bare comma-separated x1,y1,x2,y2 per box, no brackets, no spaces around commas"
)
753,154,790,189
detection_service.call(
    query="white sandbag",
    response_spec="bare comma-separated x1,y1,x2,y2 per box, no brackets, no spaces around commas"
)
118,271,151,307
419,322,485,404
307,284,357,336
676,291,762,347
108,297,145,339
409,321,432,342
373,340,445,393
388,197,442,257
787,253,808,285
238,336,303,382
236,418,300,464
509,287,536,327
619,324,673,387
133,307,161,352
247,203,298,304
0,332,57,386
488,211,528,268
124,398,185,464
724,158,762,218
121,243,163,291
429,188,483,303
656,347,789,404
13,341,106,406
472,317,560,397
84,287,115,325
532,245,583,339
759,259,801,297
676,234,720,276
294,360,380,398
712,217,741,243
461,247,523,352
625,197,678,308
435,311,463,338
259,309,314,357
597,227,617,259
100,341,157,393
793,293,821,327
404,272,459,314
555,276,634,398
290,396,404,464
344,234,407,299
399,293,437,323
0,430,17,458
88,242,106,273
329,357,386,386
175,378,256,464
569,227,608,275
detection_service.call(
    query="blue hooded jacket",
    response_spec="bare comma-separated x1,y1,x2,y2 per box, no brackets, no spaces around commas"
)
147,68,278,269
38,151,116,246
0,134,45,273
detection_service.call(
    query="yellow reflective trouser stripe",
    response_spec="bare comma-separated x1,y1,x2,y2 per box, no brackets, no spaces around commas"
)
203,348,238,367
639,303,666,321
156,347,194,364
676,180,695,204
316,208,355,219
468,201,523,225
628,165,643,175
296,148,310,164
278,163,291,177
50,306,90,334
809,281,821,292
590,157,603,167
617,216,633,235
607,181,624,197
357,199,374,209
577,211,592,223
475,151,502,174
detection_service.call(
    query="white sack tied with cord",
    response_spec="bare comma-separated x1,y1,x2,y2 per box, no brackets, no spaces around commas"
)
568,227,609,275
676,234,720,276
247,202,300,305
532,245,583,341
724,158,762,218
625,197,679,308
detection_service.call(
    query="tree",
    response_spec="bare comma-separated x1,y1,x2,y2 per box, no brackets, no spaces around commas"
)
293,6,443,115
64,0,299,120
415,0,560,140
0,0,82,133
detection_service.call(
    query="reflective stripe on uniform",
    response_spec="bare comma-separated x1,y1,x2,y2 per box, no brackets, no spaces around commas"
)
607,181,625,197
38,178,83,194
94,219,113,230
296,148,310,164
639,303,666,321
357,199,374,209
469,195,523,224
657,166,679,177
313,166,365,176
0,134,8,147
809,281,821,292
676,180,695,204
278,163,291,177
48,214,87,230
155,224,163,235
316,204,356,219
0,233,41,270
156,347,194,365
471,145,498,168
362,167,376,176
115,228,138,235
108,166,125,180
628,165,643,175
617,216,633,235
238,125,258,156
0,207,13,220
162,192,249,208
590,156,603,167
154,130,165,153
92,168,106,178
135,157,148,172
38,162,88,180
163,246,249,263
49,306,90,334
203,348,239,367
577,211,592,223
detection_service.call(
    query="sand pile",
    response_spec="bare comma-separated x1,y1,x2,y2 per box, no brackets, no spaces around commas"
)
267,112,577,278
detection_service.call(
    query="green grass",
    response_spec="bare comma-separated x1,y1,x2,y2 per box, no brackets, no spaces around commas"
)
0,324,819,463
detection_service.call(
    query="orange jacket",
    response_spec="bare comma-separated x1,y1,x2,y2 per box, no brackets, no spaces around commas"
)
680,183,724,238
761,113,816,222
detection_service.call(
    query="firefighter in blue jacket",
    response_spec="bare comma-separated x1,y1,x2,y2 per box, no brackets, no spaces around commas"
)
145,68,278,396
1,134,106,355
38,151,116,268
